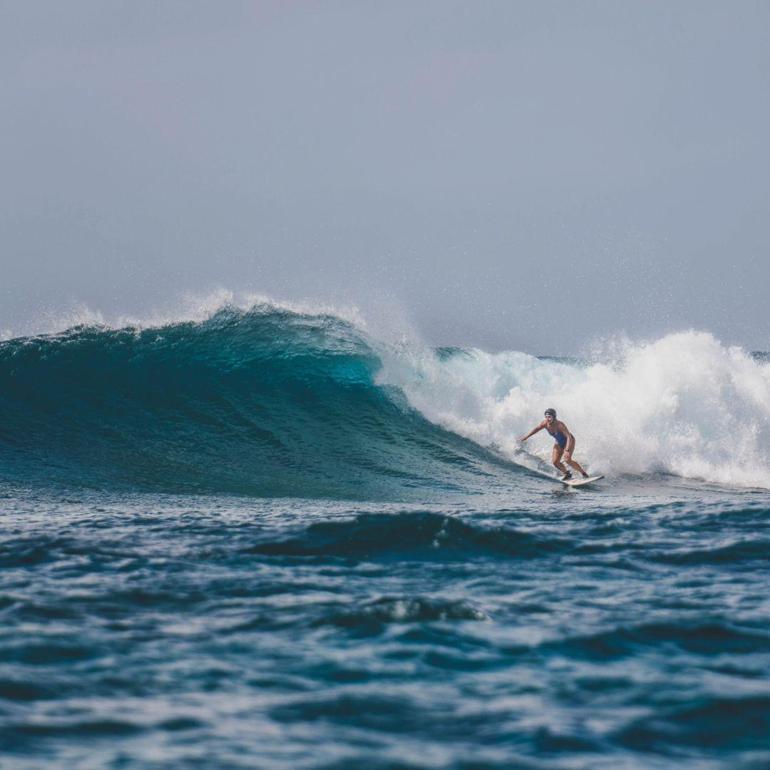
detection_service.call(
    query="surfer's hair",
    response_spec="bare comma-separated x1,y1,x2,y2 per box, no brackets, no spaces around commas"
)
544,408,557,418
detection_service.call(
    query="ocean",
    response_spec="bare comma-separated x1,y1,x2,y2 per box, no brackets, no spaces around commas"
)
1,303,769,769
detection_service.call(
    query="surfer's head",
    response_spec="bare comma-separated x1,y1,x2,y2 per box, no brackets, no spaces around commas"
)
544,408,556,422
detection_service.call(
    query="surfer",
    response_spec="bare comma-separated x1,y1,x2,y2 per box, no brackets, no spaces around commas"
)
519,408,589,481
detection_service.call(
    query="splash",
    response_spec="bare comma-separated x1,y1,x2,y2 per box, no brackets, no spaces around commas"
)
381,331,770,488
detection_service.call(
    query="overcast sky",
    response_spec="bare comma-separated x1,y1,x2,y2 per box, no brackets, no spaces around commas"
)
1,1,769,352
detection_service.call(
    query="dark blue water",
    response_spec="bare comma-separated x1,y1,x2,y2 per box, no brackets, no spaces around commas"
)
1,307,769,769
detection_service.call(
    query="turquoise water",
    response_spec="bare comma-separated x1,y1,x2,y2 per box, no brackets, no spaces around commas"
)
1,306,769,769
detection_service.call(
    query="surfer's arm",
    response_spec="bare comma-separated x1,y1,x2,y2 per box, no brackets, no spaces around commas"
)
519,421,545,442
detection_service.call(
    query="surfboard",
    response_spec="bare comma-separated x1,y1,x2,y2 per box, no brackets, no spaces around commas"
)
519,465,603,487
525,465,604,487
562,474,604,487
504,446,604,488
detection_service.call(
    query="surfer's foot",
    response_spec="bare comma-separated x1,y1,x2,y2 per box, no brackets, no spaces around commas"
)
561,471,572,481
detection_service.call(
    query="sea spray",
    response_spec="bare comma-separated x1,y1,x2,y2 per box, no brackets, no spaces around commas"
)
381,330,770,488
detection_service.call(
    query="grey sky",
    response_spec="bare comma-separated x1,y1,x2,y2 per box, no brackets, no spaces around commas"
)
1,1,769,353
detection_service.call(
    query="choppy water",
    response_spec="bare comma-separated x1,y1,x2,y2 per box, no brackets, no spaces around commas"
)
1,304,769,769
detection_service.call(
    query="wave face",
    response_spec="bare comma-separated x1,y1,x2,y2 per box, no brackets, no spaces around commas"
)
2,303,769,496
0,306,496,498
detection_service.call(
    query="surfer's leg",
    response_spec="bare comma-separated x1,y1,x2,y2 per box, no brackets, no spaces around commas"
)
551,445,567,473
563,450,588,477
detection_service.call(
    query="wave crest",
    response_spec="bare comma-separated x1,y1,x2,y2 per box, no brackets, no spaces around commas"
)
0,305,495,498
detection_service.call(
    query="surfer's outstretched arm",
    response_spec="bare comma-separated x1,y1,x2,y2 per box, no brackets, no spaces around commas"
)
519,420,546,442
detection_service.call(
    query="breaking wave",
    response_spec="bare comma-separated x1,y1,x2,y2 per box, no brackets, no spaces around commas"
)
1,299,768,496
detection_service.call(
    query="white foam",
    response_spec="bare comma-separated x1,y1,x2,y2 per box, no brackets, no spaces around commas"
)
378,331,770,489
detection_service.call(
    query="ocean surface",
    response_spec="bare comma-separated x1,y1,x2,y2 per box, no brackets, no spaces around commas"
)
1,303,769,770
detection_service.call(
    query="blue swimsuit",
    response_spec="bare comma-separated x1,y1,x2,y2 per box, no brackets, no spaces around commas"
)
548,429,568,448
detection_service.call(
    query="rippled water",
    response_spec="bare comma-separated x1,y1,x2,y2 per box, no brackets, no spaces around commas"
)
2,308,769,767
2,478,769,770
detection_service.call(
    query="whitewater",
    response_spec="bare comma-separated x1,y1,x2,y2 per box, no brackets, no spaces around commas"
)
1,299,769,770
383,330,770,489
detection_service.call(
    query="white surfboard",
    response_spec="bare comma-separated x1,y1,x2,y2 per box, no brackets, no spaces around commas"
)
562,474,604,487
521,462,604,487
497,445,604,488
